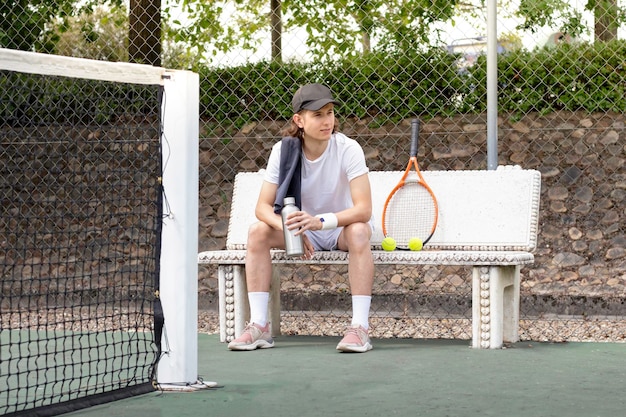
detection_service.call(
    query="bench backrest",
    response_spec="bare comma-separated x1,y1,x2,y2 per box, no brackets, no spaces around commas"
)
226,166,541,252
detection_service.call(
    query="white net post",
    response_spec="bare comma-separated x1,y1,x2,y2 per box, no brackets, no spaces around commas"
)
157,69,204,388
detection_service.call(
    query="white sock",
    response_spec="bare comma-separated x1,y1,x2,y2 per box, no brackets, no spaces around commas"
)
351,295,372,329
248,292,269,327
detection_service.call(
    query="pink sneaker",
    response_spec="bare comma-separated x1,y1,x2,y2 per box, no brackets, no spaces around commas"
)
228,322,274,351
336,324,372,353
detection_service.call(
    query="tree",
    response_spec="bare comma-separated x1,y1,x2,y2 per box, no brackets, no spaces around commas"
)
516,0,626,42
0,1,75,52
284,0,459,58
169,0,461,65
1,1,142,56
50,4,129,62
129,0,161,66
2,0,163,66
164,1,246,63
42,1,200,68
270,0,282,62
593,0,619,41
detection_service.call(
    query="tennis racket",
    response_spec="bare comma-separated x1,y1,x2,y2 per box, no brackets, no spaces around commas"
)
381,119,438,250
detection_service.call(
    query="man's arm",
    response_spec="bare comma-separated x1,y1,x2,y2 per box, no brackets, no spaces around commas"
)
271,173,372,233
337,173,372,226
255,181,283,230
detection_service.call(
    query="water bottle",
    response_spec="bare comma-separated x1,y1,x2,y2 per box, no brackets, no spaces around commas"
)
281,197,304,257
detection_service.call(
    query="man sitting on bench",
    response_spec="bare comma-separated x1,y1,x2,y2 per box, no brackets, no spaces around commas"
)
227,83,375,353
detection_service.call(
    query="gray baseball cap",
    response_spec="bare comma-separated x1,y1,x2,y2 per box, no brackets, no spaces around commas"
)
291,83,339,113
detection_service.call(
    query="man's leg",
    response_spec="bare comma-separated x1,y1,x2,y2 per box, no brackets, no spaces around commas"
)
228,221,283,351
336,222,374,352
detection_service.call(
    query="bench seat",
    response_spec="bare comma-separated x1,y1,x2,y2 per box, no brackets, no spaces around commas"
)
199,249,534,265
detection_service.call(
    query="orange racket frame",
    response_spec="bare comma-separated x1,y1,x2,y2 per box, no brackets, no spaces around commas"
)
381,119,439,247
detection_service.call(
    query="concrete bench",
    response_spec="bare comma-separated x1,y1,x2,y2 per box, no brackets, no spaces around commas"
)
198,166,542,348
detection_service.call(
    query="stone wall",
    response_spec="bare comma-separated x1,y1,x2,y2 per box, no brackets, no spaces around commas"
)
197,111,625,312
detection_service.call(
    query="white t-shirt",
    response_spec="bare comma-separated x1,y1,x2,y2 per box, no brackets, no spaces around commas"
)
264,132,369,215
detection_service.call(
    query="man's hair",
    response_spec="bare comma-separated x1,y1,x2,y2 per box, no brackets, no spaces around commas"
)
282,113,340,139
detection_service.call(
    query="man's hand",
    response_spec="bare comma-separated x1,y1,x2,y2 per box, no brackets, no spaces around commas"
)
301,234,315,259
284,210,324,232
284,211,320,259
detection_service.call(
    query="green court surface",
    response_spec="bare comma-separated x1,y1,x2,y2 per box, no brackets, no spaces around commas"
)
66,334,625,417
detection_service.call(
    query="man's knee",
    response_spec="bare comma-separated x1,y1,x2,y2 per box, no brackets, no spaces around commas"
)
344,222,372,249
248,221,268,237
247,221,274,249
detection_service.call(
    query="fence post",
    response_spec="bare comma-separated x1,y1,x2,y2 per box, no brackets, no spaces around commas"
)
487,0,499,170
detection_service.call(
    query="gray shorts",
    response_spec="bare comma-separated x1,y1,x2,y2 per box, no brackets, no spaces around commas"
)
305,221,374,251
306,228,343,251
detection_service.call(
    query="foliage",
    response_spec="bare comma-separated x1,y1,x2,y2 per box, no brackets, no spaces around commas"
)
516,0,626,40
198,61,310,128
4,2,625,128
0,71,154,126
166,0,459,65
196,48,466,128
196,40,626,126
467,39,626,116
163,0,233,64
0,0,123,52
47,4,129,62
318,49,466,120
516,0,587,37
2,0,196,68
284,0,458,58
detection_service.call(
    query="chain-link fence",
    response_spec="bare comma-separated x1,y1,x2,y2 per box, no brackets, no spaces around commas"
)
2,1,625,342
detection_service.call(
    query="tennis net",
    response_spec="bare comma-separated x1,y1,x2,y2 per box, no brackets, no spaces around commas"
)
0,49,167,417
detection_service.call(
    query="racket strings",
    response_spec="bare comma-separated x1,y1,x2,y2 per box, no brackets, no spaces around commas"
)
384,183,437,246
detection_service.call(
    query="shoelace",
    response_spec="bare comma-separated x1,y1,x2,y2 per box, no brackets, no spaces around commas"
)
243,322,267,336
344,326,366,341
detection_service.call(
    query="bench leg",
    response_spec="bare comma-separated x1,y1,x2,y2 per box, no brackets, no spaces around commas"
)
218,266,228,342
232,265,250,340
218,265,249,342
269,266,282,337
218,264,281,343
472,265,520,349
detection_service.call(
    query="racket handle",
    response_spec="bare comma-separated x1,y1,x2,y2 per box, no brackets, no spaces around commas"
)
410,119,420,157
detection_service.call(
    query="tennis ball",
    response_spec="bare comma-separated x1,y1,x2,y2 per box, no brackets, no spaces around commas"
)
381,237,396,251
408,237,423,251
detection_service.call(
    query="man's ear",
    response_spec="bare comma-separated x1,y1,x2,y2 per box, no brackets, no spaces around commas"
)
293,113,304,129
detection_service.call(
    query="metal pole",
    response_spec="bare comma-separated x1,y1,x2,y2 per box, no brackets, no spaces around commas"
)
486,0,498,170
158,70,202,387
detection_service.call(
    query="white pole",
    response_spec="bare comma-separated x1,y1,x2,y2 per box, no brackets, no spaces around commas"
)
486,0,498,170
157,69,204,387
